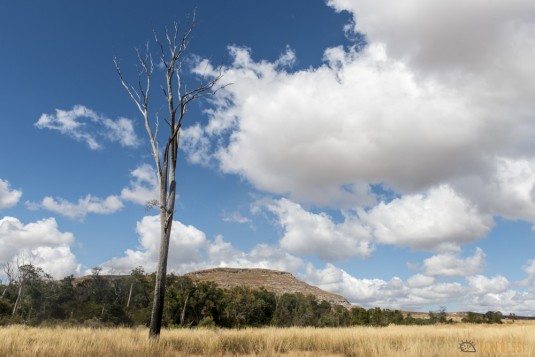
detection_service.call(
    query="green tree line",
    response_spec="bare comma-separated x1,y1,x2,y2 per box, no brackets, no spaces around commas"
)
0,264,503,327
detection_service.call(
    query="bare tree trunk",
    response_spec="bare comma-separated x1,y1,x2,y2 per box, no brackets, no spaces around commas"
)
180,292,190,327
149,137,176,337
2,262,14,298
149,222,172,337
12,284,22,317
274,293,281,318
126,281,133,309
115,15,224,340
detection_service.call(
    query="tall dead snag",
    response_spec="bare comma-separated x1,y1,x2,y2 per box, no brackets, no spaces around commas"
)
114,17,223,339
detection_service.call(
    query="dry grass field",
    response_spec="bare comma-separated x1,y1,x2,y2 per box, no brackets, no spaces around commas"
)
0,322,533,356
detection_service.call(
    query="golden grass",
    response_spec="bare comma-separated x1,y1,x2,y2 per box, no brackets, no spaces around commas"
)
0,323,533,357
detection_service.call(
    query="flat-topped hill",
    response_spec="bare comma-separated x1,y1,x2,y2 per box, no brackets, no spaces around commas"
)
185,267,352,309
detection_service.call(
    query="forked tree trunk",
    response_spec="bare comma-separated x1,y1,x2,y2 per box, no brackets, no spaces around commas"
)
149,106,178,338
115,16,224,340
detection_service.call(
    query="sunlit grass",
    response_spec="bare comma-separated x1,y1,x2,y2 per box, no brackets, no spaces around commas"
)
0,323,533,356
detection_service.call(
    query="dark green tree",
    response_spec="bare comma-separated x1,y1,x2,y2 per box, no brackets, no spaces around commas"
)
484,311,503,324
368,307,389,326
350,306,370,325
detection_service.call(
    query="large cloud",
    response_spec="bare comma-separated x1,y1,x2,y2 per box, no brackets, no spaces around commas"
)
327,0,535,80
0,179,22,209
0,216,80,279
185,45,491,203
361,185,494,252
259,191,491,255
182,0,535,232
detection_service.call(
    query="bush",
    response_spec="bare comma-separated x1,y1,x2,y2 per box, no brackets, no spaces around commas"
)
0,299,12,317
462,311,503,324
198,316,216,328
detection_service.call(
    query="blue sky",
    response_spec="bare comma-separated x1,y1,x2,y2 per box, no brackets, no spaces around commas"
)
1,0,535,315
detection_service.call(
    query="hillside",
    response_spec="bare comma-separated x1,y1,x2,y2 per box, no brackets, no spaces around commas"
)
185,267,352,309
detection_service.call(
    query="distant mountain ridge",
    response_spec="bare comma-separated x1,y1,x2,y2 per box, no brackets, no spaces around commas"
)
185,267,352,309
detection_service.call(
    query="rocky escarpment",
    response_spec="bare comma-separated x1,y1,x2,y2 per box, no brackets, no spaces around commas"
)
186,267,352,309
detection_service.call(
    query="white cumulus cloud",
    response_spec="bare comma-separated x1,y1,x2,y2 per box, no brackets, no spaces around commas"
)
96,216,535,314
35,105,140,150
467,275,510,295
27,194,123,220
454,158,535,223
406,274,435,288
303,262,466,310
120,164,159,205
361,185,494,252
186,44,490,203
327,0,535,80
99,216,305,275
0,216,80,279
100,215,208,274
183,0,535,240
0,179,22,209
264,198,374,261
27,164,161,219
519,259,535,288
423,248,486,277
301,261,535,314
222,212,251,224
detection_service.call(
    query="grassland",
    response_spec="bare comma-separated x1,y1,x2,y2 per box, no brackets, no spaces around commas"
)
0,323,533,356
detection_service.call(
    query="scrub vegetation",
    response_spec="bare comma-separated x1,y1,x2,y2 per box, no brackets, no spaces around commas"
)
0,264,508,328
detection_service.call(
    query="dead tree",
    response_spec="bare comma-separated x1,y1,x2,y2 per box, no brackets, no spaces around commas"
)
114,17,223,339
10,256,27,317
126,281,133,309
1,262,15,298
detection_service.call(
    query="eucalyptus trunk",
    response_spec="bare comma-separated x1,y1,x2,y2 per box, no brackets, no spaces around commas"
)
115,15,223,340
149,134,178,338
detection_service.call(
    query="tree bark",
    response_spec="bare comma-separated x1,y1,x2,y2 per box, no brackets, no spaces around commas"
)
148,217,172,337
